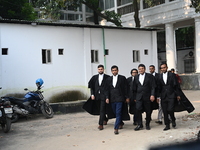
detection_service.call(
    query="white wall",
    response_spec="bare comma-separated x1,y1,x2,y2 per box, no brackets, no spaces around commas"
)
103,29,157,77
0,22,157,100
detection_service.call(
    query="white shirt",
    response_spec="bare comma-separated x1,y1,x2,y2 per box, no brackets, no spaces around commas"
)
132,76,135,81
139,73,145,85
98,74,104,85
152,72,156,76
163,72,168,84
113,75,118,87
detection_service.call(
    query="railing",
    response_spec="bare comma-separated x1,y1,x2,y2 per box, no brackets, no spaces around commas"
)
143,0,165,9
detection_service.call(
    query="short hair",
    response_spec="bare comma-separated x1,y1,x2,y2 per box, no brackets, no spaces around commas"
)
98,64,104,69
138,64,146,69
111,65,118,70
149,65,155,68
130,68,138,74
160,63,168,68
171,68,175,72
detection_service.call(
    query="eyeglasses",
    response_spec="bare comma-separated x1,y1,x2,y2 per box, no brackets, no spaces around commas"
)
132,72,138,73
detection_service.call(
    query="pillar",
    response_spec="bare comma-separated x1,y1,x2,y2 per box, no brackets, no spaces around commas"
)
194,17,200,73
140,0,143,11
165,23,176,70
114,0,117,13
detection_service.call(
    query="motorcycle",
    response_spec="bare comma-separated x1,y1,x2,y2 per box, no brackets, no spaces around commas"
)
3,78,54,123
0,91,13,133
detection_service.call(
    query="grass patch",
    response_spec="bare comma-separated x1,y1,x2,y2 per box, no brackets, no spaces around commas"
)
49,90,87,103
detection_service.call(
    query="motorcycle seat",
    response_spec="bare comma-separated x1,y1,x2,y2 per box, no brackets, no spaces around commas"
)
14,98,26,101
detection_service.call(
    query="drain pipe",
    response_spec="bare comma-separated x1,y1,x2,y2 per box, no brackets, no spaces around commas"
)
102,28,107,72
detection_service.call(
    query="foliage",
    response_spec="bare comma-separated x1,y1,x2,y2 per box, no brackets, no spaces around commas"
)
65,0,122,26
49,90,88,103
176,26,194,49
31,0,122,26
0,0,37,20
31,0,64,21
190,0,200,13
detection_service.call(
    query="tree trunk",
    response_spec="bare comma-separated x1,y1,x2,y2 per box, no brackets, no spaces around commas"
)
93,11,99,25
133,0,140,28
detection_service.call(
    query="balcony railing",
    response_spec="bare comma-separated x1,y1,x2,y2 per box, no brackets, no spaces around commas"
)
143,0,165,9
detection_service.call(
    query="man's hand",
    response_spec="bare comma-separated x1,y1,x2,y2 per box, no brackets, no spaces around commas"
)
91,95,95,100
157,98,160,103
106,99,109,104
150,95,155,102
126,98,130,103
177,96,181,101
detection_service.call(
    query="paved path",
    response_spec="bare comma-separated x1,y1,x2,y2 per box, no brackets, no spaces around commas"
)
0,90,200,150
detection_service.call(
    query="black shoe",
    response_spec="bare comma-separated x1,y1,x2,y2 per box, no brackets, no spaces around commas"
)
172,121,176,128
98,125,103,130
146,125,151,130
163,125,170,131
134,125,143,131
103,120,108,125
155,121,163,125
119,121,124,129
114,129,119,135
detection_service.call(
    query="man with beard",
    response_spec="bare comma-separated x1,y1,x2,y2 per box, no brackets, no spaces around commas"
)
157,63,180,131
133,64,156,131
88,64,110,130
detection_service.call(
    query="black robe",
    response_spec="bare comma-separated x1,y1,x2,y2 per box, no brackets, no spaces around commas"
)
82,97,130,120
174,90,195,113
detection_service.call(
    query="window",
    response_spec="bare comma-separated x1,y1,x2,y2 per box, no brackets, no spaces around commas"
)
144,49,148,55
105,0,114,9
58,49,64,55
42,49,51,64
117,4,134,15
105,49,109,55
133,50,140,62
2,48,8,55
117,0,132,6
91,50,99,63
184,59,195,73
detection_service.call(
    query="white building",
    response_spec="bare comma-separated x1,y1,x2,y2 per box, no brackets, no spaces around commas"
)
57,0,199,74
103,0,200,74
0,20,157,99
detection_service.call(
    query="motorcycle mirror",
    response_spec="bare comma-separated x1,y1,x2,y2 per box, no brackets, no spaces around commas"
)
24,88,28,91
0,87,2,89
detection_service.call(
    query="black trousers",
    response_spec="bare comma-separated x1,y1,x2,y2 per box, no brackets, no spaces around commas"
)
161,98,176,125
96,94,107,125
136,99,151,126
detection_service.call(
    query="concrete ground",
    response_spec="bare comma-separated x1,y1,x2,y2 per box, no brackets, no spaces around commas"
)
0,90,200,150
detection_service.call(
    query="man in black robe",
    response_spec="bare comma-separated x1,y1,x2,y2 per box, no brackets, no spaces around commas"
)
149,65,160,124
127,68,138,125
88,64,110,130
133,64,156,131
105,65,129,134
157,63,180,131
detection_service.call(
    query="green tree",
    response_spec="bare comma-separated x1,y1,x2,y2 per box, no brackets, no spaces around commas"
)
0,0,36,20
133,0,140,27
31,0,63,21
32,0,122,26
190,0,200,13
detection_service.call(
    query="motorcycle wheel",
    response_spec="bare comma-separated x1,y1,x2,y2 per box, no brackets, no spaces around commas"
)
1,117,11,133
11,113,19,123
41,102,54,118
